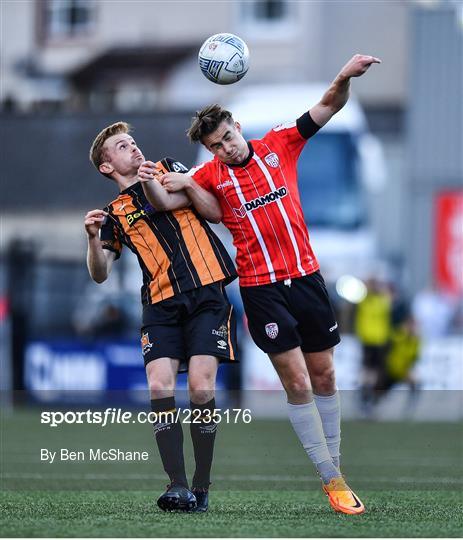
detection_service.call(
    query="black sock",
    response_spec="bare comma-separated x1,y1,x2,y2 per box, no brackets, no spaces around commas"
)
151,397,188,488
190,398,217,489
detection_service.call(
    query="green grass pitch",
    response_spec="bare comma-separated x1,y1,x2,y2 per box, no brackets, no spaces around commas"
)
1,408,462,537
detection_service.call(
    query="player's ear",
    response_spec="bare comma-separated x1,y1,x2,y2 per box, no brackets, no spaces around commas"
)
99,162,114,175
235,121,242,133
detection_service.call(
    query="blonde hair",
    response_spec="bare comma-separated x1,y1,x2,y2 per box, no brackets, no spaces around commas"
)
89,121,132,176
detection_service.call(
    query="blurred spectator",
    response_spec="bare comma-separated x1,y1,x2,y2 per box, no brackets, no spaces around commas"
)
73,293,130,340
412,286,457,338
2,94,17,112
92,302,127,338
374,315,421,414
389,282,410,327
355,277,392,414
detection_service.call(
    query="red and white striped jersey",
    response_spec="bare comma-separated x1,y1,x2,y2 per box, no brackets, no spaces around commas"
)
189,120,320,287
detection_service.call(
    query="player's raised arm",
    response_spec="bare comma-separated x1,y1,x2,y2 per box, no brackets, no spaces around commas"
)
161,172,223,224
309,54,381,128
138,161,191,211
85,209,116,283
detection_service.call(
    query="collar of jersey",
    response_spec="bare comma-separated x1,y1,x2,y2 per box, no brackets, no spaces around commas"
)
119,181,142,195
227,142,254,168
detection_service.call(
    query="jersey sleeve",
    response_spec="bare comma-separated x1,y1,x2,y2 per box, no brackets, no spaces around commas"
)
187,161,214,191
160,157,189,174
262,120,307,161
100,213,122,260
156,154,212,190
262,111,321,161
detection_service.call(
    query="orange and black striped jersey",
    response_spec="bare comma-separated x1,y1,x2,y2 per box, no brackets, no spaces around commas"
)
100,157,237,305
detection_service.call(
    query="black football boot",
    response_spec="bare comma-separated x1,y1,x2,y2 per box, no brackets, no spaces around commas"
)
157,484,197,512
191,487,209,512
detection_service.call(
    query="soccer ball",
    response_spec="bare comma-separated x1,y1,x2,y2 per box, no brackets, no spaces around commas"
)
198,33,249,85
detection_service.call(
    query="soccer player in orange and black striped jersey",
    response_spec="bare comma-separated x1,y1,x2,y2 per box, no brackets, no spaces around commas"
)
85,121,238,512
101,156,235,305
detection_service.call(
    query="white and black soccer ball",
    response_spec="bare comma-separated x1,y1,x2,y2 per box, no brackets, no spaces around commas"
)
198,33,250,85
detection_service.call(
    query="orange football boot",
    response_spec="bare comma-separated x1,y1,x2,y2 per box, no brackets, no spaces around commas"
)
323,477,365,515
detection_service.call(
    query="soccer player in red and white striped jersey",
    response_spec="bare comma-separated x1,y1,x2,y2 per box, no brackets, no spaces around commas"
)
187,113,320,287
157,54,381,515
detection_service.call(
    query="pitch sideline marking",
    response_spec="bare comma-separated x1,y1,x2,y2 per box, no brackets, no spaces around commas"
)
2,472,462,484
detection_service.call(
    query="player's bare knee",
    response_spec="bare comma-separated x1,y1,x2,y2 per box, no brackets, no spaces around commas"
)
285,372,312,401
313,366,336,394
189,375,215,404
148,376,175,399
190,389,215,405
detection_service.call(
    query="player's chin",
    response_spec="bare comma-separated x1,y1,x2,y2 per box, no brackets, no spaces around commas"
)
225,155,241,166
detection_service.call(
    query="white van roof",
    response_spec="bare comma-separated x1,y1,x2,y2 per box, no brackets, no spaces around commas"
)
226,83,367,134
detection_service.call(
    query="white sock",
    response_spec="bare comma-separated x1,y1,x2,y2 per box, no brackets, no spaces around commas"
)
314,391,341,470
287,401,340,484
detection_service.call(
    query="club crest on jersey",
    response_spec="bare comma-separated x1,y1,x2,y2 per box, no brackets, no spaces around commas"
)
264,152,280,168
141,332,153,355
232,187,288,218
265,322,279,339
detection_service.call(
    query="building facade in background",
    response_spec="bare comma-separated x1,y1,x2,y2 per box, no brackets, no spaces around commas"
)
1,0,461,299
2,0,407,112
406,4,463,294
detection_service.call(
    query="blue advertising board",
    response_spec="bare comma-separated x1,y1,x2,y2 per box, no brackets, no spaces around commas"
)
24,340,233,403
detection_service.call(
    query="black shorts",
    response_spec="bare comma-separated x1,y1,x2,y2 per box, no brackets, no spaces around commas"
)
240,272,341,354
141,281,238,372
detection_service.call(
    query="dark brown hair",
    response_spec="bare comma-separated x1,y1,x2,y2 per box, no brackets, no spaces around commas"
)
187,104,234,143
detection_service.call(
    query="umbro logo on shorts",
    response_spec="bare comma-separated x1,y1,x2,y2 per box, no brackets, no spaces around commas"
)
265,322,279,339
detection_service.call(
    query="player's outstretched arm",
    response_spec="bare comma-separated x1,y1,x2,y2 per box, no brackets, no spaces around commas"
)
85,209,116,283
138,161,191,211
310,54,381,128
161,173,222,224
